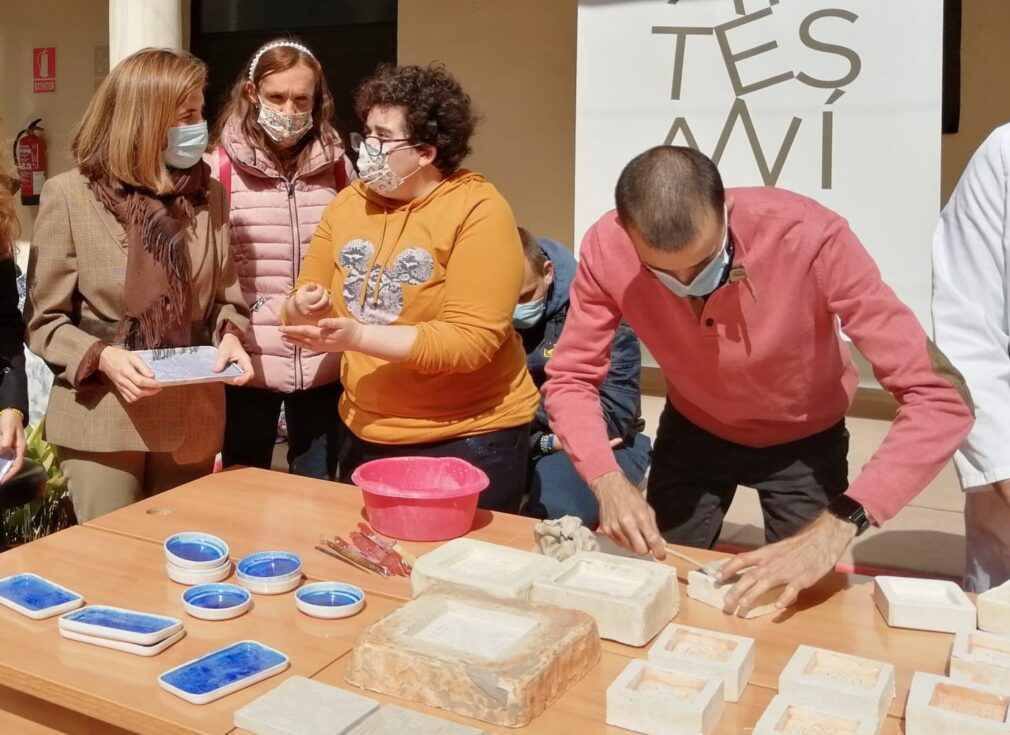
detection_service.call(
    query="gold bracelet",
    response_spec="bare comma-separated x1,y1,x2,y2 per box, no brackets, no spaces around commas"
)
0,408,24,423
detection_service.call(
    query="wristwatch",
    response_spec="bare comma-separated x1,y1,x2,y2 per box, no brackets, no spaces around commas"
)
826,495,873,536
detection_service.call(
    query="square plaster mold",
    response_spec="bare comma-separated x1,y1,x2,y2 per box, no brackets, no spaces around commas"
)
778,645,894,725
905,672,1010,734
873,576,976,634
949,630,1010,691
606,658,724,735
646,623,754,702
978,580,1010,636
410,538,559,600
686,563,779,619
752,694,879,735
529,551,678,646
344,584,600,728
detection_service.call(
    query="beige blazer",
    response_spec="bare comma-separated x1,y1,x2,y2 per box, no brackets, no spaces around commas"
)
25,169,251,462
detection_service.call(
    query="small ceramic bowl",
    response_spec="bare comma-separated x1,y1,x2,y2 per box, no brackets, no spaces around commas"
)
236,574,302,596
182,583,251,621
236,551,302,581
166,561,231,586
164,532,230,571
295,582,365,619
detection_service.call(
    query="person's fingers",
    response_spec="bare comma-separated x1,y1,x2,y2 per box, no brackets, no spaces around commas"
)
618,513,650,555
716,546,765,582
609,437,623,448
774,580,804,610
125,365,160,391
127,354,155,379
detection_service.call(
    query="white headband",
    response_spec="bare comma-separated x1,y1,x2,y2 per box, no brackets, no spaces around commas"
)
248,42,315,82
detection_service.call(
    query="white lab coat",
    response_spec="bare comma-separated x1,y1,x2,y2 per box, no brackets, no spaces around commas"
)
933,124,1010,491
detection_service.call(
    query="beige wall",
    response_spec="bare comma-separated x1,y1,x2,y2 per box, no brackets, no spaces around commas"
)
398,0,577,246
0,0,108,242
400,0,1010,246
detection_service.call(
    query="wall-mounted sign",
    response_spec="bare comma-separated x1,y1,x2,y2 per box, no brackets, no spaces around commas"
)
33,47,56,94
576,0,943,328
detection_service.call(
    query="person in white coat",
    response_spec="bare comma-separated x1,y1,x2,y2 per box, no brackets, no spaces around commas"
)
932,123,1010,593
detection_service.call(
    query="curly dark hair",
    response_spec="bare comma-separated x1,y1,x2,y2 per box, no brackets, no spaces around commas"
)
354,63,477,175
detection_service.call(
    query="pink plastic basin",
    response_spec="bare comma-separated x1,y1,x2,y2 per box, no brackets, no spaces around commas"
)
351,456,490,542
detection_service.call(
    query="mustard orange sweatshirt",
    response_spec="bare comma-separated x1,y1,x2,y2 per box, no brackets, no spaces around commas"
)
296,171,539,444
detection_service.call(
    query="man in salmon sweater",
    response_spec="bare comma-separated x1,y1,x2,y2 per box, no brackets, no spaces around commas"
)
544,146,974,610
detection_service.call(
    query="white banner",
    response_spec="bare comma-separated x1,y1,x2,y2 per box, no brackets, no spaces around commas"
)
576,0,943,328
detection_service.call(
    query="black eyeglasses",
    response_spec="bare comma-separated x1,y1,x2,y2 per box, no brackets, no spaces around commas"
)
349,132,417,157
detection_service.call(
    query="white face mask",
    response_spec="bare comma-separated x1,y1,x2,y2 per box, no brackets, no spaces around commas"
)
356,143,422,196
648,206,730,298
163,121,208,170
256,99,312,145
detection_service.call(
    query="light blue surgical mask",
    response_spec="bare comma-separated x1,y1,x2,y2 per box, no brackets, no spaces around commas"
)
513,298,546,330
163,121,209,170
648,208,730,298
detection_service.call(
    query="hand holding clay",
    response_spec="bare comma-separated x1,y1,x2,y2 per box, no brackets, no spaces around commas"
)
292,283,332,318
717,511,857,611
590,471,666,560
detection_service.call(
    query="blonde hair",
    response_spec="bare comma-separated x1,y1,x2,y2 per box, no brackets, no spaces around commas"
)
0,118,18,259
73,48,206,194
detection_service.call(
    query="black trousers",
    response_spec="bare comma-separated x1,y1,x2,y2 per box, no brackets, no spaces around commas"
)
338,423,531,513
222,383,341,480
649,401,849,548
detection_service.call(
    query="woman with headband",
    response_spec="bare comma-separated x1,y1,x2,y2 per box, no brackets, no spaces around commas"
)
211,39,355,480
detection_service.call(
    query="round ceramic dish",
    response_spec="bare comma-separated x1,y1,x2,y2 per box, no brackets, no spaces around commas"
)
236,551,302,580
295,582,365,619
166,561,231,586
163,532,230,571
236,574,302,596
181,583,251,621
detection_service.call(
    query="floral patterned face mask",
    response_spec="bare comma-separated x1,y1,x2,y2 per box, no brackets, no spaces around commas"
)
257,99,312,145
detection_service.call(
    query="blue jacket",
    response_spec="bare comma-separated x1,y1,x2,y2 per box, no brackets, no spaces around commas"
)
518,237,645,459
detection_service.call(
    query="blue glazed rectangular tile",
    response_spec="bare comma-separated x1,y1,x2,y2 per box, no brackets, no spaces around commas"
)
0,573,84,620
59,605,183,646
159,640,290,705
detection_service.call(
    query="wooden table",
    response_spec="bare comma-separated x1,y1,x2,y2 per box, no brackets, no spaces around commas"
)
0,467,950,733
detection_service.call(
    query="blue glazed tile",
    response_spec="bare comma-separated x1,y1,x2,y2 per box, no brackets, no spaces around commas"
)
0,574,81,611
165,533,228,563
183,584,250,610
237,551,301,579
297,586,363,607
62,606,178,634
160,641,287,695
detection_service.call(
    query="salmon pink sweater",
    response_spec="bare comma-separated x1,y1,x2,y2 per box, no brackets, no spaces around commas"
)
544,188,974,524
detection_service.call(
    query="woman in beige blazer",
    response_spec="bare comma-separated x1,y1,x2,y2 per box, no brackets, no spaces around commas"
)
25,48,253,523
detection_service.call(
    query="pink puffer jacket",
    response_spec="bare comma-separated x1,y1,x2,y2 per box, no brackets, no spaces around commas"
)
208,118,356,393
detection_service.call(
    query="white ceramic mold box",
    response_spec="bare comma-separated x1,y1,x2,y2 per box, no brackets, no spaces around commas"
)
647,623,754,702
529,551,678,646
686,563,779,619
345,583,600,728
778,645,894,726
752,694,879,735
606,658,724,735
978,580,1010,636
233,675,380,735
949,630,1010,691
410,538,560,600
873,576,976,633
905,672,1010,734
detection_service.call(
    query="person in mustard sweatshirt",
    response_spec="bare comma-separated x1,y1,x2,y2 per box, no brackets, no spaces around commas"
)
280,63,539,512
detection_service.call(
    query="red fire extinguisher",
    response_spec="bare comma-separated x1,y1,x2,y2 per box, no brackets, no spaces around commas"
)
13,119,46,206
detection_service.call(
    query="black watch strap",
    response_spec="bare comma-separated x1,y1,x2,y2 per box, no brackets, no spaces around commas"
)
827,494,872,536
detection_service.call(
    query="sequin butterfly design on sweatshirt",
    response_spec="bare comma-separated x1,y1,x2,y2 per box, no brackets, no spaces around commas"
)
339,239,435,325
